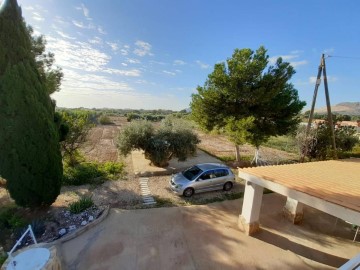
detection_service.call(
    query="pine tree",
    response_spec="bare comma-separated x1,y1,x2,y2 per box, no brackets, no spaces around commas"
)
0,0,63,207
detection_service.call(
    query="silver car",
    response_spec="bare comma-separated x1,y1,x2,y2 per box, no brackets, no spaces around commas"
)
169,163,235,197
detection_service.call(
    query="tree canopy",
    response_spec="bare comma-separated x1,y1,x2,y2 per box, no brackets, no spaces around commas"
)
117,118,199,167
59,111,93,166
191,46,306,160
0,0,63,207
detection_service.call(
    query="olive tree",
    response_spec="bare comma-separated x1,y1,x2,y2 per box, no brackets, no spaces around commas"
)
117,119,200,167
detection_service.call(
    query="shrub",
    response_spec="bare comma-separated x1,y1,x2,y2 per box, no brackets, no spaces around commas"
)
100,162,125,179
0,206,26,230
99,115,113,125
69,196,94,214
63,162,103,186
63,161,125,185
0,254,7,267
117,119,199,167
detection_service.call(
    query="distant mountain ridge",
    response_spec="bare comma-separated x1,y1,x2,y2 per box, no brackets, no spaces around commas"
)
314,102,360,116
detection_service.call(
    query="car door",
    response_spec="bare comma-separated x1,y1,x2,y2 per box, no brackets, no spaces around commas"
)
210,169,229,190
193,170,216,192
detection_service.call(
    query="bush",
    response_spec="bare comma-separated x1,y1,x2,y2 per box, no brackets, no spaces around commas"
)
0,254,7,267
298,123,359,160
63,161,125,185
100,162,125,179
117,119,199,167
69,196,94,214
99,115,113,125
0,206,26,230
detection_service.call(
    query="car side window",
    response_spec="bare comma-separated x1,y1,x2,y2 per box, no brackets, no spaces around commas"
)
214,169,229,177
200,170,216,180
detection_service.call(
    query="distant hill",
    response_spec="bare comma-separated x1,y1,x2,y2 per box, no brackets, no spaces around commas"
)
314,102,360,116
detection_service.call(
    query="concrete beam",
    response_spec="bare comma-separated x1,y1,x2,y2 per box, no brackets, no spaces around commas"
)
239,171,360,226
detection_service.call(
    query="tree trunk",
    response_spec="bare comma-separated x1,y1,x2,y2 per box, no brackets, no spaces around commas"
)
252,147,260,165
235,145,241,162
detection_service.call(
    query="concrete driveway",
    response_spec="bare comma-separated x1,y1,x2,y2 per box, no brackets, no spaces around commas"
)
59,194,359,270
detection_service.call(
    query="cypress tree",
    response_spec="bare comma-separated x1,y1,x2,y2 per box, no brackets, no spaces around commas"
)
0,0,63,207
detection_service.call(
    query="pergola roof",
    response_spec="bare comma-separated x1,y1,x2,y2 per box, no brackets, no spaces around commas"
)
238,159,360,214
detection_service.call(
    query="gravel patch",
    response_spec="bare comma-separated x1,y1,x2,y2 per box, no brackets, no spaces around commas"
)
147,175,245,207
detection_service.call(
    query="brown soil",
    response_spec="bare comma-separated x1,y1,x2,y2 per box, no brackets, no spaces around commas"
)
197,131,298,165
0,116,298,250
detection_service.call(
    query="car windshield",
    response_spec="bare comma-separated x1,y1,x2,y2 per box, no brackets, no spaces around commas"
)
182,166,203,180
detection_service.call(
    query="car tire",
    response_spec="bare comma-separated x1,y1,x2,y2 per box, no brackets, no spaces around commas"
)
183,188,194,197
223,182,233,191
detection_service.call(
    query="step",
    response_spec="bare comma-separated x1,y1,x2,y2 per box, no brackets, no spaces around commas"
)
143,201,156,205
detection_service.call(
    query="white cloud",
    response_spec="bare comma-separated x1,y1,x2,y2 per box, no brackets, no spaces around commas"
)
173,60,186,65
104,68,141,77
107,42,119,52
269,51,308,68
290,60,308,68
72,20,85,28
195,60,210,69
163,70,176,76
54,16,69,25
149,60,166,65
88,37,103,44
56,31,76,40
269,54,297,64
309,76,338,84
120,45,130,55
98,26,106,35
133,40,153,56
76,3,90,19
32,12,44,21
46,37,111,72
24,6,35,11
72,20,95,30
127,58,141,64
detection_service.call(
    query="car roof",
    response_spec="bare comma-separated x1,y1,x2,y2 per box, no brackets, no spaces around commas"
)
196,163,229,171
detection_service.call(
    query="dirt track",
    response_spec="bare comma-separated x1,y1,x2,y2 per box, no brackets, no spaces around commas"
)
81,117,128,163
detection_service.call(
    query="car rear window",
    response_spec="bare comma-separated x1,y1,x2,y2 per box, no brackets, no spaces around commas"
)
182,166,203,180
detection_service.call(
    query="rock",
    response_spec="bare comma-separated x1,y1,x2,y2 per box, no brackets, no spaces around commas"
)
88,215,94,222
81,220,87,226
58,228,66,236
68,225,77,231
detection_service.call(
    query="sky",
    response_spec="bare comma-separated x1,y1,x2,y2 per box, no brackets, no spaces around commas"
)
2,0,360,110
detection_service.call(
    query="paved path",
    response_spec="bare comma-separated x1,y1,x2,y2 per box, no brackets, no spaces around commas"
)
139,177,156,205
60,194,360,270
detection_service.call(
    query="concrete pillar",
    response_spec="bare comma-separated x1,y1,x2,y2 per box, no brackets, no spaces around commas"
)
283,197,304,224
238,181,264,235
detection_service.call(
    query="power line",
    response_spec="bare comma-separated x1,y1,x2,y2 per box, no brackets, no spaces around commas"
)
327,55,360,60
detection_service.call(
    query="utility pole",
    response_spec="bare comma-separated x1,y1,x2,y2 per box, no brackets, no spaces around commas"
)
300,54,337,162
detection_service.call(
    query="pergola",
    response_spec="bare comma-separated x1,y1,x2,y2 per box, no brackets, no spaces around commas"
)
238,159,360,237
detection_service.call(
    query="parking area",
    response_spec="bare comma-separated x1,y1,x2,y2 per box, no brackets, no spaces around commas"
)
59,193,360,270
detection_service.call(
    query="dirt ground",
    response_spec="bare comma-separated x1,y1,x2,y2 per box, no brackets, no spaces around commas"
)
0,116,299,249
0,116,300,213
197,131,299,164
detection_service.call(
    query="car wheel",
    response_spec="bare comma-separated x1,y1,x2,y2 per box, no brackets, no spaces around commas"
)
183,188,194,197
223,182,233,191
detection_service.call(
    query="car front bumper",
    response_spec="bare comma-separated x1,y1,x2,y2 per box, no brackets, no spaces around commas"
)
169,183,184,195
